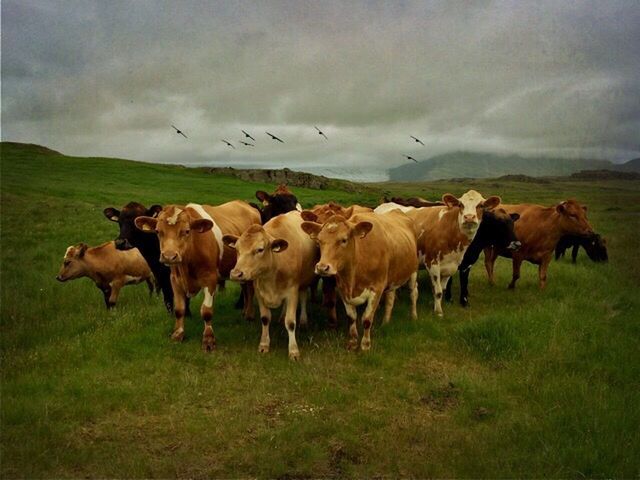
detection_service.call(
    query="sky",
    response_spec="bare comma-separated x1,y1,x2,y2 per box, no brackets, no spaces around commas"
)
2,0,639,178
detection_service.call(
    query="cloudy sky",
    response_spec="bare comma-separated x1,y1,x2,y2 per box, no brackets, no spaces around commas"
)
2,0,639,178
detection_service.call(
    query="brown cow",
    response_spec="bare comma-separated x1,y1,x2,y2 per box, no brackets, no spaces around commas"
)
405,190,501,316
301,210,419,351
223,211,317,360
135,201,260,351
484,199,593,289
56,241,154,309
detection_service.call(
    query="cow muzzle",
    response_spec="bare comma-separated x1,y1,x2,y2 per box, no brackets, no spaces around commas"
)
315,262,336,277
160,251,181,265
56,275,66,282
507,240,521,251
230,269,245,281
115,238,133,250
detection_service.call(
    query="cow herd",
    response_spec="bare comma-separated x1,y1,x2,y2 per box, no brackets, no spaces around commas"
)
56,185,606,360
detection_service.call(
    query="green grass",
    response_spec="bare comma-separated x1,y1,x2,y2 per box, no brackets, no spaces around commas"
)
1,142,639,478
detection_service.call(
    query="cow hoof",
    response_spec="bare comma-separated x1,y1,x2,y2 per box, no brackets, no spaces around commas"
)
360,340,371,351
170,329,185,342
347,340,359,351
202,336,216,352
289,350,300,361
435,312,444,317
258,344,269,354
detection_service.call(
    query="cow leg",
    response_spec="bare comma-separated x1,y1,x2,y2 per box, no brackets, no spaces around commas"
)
298,288,309,327
99,284,112,309
161,281,174,313
343,302,359,351
409,271,418,320
170,273,186,341
430,268,444,316
382,289,396,324
571,244,579,264
257,296,271,353
459,266,471,307
508,256,522,289
484,247,497,285
108,280,123,309
438,275,451,315
323,277,338,329
201,285,217,352
285,289,300,360
146,278,155,297
538,255,551,290
444,276,453,303
361,291,383,351
242,282,255,321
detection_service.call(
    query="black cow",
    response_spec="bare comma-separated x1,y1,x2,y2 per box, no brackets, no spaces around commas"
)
104,202,189,314
445,209,521,306
555,233,608,263
249,185,300,224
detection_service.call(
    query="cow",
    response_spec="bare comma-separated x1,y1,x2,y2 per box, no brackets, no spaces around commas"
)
222,211,317,360
301,210,419,351
555,233,608,263
103,202,177,313
404,190,501,316
134,201,260,351
385,196,445,208
250,184,302,224
444,209,521,306
56,241,155,309
484,199,593,289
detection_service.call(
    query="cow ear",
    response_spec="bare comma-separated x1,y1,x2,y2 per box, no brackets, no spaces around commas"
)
301,221,322,239
103,207,120,222
510,213,520,222
482,196,501,210
556,202,566,214
271,238,288,253
352,221,373,239
147,204,163,218
135,216,158,233
255,191,272,205
442,194,460,208
190,219,213,233
342,206,354,219
301,210,318,222
76,243,88,258
582,205,588,212
222,234,239,249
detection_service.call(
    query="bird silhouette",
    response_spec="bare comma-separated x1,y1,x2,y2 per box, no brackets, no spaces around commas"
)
410,135,425,146
221,139,235,149
171,124,188,139
404,155,418,163
266,132,284,143
239,141,255,147
242,130,256,142
314,126,328,140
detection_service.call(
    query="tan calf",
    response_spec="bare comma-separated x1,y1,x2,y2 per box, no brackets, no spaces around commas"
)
135,201,260,351
56,241,154,309
406,190,500,316
484,199,593,289
223,211,317,360
301,210,419,351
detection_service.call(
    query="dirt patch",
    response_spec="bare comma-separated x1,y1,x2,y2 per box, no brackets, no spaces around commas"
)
419,382,460,412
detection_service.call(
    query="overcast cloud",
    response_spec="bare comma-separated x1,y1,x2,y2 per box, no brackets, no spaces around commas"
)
2,0,639,179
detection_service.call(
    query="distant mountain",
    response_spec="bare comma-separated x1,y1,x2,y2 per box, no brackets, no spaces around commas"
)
613,157,640,173
388,152,613,181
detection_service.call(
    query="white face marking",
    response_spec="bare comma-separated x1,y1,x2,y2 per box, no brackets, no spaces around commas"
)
326,223,338,232
203,287,214,308
458,190,485,221
187,203,224,260
167,207,183,225
64,246,74,258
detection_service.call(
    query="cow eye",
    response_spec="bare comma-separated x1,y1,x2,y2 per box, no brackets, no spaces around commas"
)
255,247,264,254
64,261,71,266
180,230,190,237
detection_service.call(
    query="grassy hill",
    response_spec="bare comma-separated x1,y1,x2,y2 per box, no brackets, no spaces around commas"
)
1,142,640,477
388,151,614,181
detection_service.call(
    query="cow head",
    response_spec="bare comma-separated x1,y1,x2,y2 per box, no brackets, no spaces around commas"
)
442,190,501,237
482,209,521,251
301,215,372,276
301,203,355,224
134,205,213,265
582,233,608,262
103,202,163,250
556,199,593,236
222,225,288,281
56,243,89,281
254,185,300,223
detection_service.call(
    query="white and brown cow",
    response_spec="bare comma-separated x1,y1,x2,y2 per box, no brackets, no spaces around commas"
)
301,210,419,351
135,201,260,351
56,241,154,309
405,190,501,316
222,211,317,360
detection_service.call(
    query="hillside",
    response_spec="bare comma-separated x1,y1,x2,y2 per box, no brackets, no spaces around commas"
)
388,151,613,181
614,157,640,172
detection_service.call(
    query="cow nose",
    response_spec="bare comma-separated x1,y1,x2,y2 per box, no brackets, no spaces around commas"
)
315,263,332,276
463,214,476,223
230,269,244,280
115,238,130,250
160,251,179,264
56,275,63,282
508,240,521,251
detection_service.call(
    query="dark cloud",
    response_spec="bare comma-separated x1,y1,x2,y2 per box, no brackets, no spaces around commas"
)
2,0,639,179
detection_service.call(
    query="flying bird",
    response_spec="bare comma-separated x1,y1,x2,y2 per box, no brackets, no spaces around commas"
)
314,126,328,140
221,139,235,149
265,132,284,143
403,155,418,163
242,130,256,142
239,141,255,147
410,135,425,146
171,124,188,139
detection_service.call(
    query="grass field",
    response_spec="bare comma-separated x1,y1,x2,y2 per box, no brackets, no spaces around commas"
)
1,142,639,478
